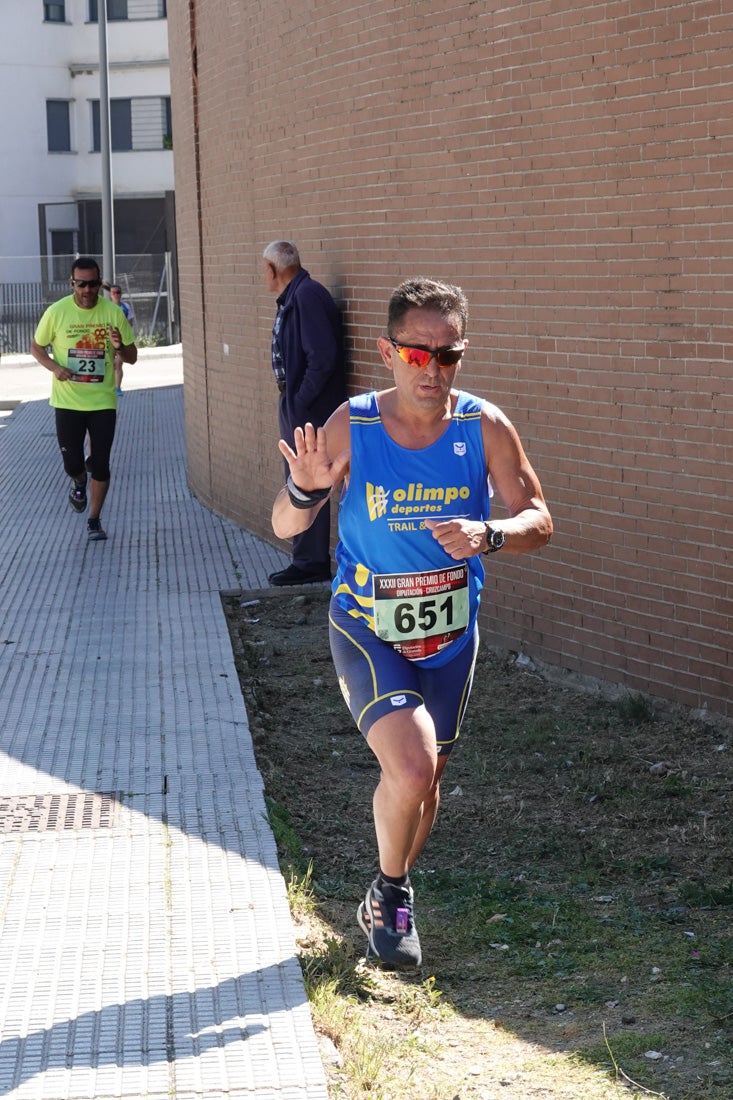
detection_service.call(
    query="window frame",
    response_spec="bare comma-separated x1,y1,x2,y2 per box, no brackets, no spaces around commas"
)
43,2,67,22
50,230,78,280
91,96,171,152
91,98,133,153
88,0,165,20
46,99,72,153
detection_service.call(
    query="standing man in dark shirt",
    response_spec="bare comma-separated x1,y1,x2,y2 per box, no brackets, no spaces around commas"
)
262,240,346,585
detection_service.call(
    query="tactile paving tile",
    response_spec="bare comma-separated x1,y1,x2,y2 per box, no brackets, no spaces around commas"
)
0,383,327,1098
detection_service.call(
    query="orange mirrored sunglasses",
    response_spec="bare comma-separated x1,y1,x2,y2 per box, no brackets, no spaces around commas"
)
386,336,465,369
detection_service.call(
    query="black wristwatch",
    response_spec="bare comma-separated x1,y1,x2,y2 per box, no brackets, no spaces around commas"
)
483,522,505,554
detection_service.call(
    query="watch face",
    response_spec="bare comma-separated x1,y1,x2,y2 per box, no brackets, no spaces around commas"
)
484,524,504,553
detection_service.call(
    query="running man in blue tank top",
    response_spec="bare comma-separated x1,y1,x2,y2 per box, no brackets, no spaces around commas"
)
272,278,553,969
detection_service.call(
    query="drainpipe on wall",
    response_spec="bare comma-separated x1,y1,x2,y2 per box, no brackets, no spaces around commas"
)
188,0,212,495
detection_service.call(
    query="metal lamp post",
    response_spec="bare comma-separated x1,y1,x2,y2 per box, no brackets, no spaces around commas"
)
98,0,115,283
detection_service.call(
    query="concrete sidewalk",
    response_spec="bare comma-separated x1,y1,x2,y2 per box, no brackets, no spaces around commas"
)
0,366,328,1098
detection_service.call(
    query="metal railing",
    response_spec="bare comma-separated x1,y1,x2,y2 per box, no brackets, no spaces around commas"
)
0,252,177,354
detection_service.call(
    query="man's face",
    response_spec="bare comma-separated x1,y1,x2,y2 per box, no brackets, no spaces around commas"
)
377,308,467,412
110,287,122,304
70,267,102,310
261,259,278,295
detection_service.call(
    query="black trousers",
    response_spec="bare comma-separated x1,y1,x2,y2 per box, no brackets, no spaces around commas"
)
278,397,331,571
55,407,116,481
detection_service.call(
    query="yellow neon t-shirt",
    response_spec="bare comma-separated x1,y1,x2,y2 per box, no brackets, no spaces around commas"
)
34,294,135,412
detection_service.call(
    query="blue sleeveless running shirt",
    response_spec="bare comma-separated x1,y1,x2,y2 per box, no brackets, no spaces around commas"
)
332,390,491,668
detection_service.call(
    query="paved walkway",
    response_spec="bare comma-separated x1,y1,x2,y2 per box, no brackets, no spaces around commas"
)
0,360,329,1098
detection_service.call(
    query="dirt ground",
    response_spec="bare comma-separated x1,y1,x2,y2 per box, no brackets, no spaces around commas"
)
223,585,732,1100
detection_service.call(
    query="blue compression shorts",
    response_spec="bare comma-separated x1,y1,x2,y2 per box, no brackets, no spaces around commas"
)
328,596,479,756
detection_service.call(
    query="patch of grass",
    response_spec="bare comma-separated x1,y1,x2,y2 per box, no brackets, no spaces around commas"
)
615,692,656,724
393,974,452,1019
285,860,318,922
679,879,733,908
341,1026,400,1099
301,936,376,1003
264,794,310,876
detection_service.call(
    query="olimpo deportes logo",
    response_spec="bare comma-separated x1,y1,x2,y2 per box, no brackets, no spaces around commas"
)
366,480,471,521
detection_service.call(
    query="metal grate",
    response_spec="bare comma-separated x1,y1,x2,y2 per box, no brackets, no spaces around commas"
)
0,792,120,834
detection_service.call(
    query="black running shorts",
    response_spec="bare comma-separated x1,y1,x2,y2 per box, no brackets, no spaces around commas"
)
328,596,479,756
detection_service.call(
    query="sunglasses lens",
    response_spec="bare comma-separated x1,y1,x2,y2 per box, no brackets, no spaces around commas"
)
396,344,432,368
73,279,101,288
436,348,464,367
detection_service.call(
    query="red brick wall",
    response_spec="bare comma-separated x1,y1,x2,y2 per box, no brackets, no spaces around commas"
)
168,0,732,719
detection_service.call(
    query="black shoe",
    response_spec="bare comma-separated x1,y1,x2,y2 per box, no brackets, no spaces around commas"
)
268,564,331,587
87,519,107,541
357,879,422,970
68,481,87,513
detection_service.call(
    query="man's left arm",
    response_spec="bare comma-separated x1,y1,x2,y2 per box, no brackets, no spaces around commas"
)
427,404,552,560
109,313,138,365
481,406,553,553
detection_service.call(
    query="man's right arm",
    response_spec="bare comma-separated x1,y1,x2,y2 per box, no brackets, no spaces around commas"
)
30,338,72,381
272,405,351,538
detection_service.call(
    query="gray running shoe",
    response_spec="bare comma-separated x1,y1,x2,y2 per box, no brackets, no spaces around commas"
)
357,879,422,969
87,519,107,541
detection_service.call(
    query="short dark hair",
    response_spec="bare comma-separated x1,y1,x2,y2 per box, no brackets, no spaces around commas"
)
387,278,469,338
109,284,122,293
71,256,101,278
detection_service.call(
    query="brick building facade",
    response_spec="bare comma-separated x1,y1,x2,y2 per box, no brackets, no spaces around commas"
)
167,0,732,719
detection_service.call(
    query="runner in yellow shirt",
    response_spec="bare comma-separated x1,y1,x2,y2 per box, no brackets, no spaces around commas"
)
30,257,137,541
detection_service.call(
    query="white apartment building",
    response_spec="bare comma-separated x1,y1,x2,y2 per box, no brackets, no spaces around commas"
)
0,0,174,284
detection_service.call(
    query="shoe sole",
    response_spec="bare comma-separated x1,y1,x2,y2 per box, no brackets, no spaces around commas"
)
88,529,107,541
69,497,87,513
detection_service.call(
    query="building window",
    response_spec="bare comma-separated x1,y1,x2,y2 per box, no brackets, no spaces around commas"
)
91,97,171,151
91,99,132,151
50,230,77,280
133,96,171,150
44,2,66,21
89,0,165,20
164,97,172,148
89,0,128,19
47,100,71,152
